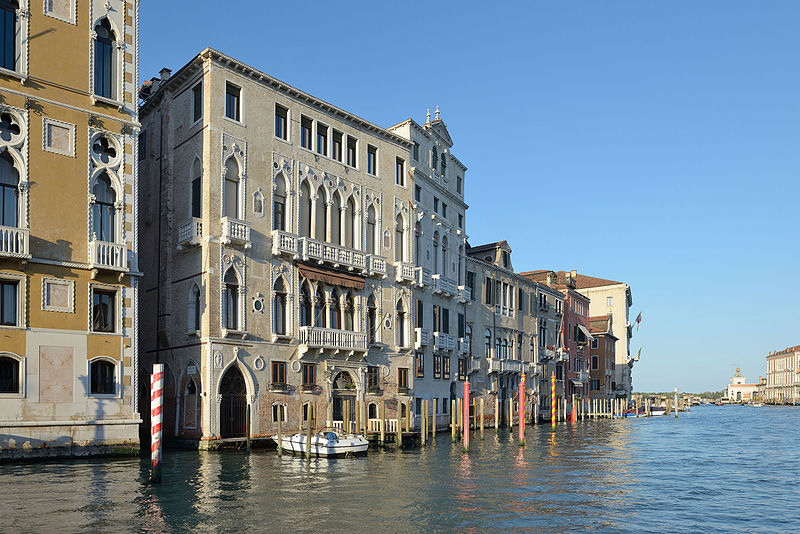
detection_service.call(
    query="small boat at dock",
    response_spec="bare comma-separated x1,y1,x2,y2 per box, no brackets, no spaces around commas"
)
273,428,368,457
622,407,667,417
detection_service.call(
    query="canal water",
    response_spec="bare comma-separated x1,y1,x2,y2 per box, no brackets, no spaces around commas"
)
2,405,799,533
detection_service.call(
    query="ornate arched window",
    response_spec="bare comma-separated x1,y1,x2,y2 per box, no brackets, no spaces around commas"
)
190,158,202,219
345,196,356,248
394,214,406,262
93,19,116,99
432,231,439,275
0,2,18,71
223,157,240,219
344,291,354,331
299,281,311,327
314,285,325,327
329,288,340,330
367,294,377,344
414,223,421,264
396,299,406,347
431,146,438,171
314,190,326,241
299,181,311,237
273,277,287,335
92,172,116,242
188,284,201,332
0,150,18,227
366,205,376,255
330,192,342,245
440,154,446,177
222,268,240,330
273,174,286,231
441,235,448,278
484,328,491,359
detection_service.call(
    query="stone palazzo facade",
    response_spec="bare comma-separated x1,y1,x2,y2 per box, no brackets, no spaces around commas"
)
0,0,141,459
139,49,417,442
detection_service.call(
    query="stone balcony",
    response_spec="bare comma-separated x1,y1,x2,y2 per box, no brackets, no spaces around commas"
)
394,261,415,284
434,331,456,351
458,337,471,354
0,225,30,260
89,239,127,272
414,327,430,349
177,217,202,249
488,358,523,374
298,325,368,354
576,371,589,384
414,266,431,288
469,357,481,373
431,274,457,297
221,217,251,248
272,230,386,279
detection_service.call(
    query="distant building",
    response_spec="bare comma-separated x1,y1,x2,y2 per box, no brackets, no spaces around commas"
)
589,315,616,401
765,346,800,404
724,368,758,403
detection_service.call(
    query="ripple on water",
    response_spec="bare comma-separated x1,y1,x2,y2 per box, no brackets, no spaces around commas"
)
1,405,799,533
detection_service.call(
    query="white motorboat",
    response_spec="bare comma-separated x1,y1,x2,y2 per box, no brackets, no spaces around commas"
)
273,429,368,457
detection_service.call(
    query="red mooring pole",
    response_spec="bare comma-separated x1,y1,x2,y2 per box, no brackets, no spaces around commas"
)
150,363,163,483
463,382,470,452
518,372,525,446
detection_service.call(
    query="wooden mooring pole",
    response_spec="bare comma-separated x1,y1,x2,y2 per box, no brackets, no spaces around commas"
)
276,405,282,456
480,398,485,440
380,400,386,444
451,399,457,443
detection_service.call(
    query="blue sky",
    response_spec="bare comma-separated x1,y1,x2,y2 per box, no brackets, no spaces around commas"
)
140,1,800,392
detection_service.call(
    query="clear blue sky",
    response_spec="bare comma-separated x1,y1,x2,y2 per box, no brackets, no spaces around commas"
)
140,1,800,393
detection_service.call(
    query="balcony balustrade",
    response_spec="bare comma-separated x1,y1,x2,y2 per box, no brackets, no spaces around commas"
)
395,261,415,284
414,327,430,349
89,240,127,271
469,357,482,373
488,358,524,374
431,274,457,297
177,218,202,248
298,325,367,353
365,254,387,278
433,331,456,351
458,337,471,354
221,217,251,248
414,266,431,288
271,229,299,257
0,225,29,259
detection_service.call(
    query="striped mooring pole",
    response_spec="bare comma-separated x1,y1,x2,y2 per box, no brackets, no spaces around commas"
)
518,372,525,446
150,363,164,484
463,381,470,452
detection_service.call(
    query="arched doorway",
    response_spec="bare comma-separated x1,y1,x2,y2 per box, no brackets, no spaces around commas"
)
219,366,247,438
331,371,356,422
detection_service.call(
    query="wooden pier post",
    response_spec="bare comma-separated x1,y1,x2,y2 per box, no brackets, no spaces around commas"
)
451,399,457,443
344,399,350,433
421,400,427,445
246,404,251,453
431,399,436,441
276,405,282,456
305,402,313,458
457,398,463,435
480,398,485,440
509,397,514,429
463,382,470,452
406,400,412,433
674,389,679,419
380,400,386,444
397,406,403,447
495,396,500,429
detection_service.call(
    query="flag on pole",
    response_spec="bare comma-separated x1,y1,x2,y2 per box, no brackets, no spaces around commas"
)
635,311,642,331
634,346,642,361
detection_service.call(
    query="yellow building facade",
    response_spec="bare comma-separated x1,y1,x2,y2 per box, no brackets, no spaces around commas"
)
0,0,140,459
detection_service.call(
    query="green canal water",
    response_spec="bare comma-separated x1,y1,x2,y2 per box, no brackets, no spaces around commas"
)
2,405,799,533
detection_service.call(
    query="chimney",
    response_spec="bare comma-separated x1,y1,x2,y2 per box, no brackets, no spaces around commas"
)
159,67,171,82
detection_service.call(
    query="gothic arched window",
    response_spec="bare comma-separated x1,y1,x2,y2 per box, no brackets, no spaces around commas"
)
92,173,116,242
94,19,116,99
0,150,19,227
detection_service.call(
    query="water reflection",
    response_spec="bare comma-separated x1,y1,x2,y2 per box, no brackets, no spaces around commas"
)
1,407,799,533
